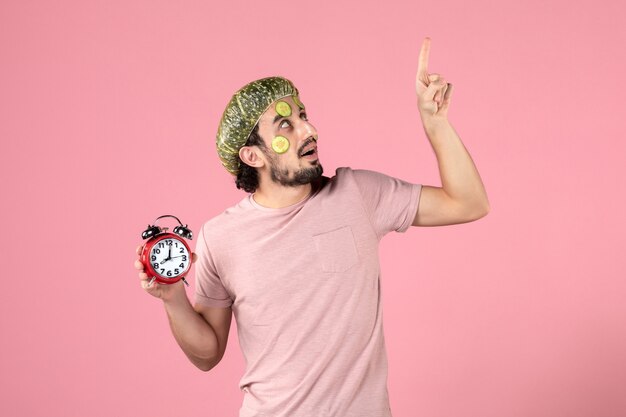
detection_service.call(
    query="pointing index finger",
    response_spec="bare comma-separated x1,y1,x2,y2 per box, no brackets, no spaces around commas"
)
417,37,431,78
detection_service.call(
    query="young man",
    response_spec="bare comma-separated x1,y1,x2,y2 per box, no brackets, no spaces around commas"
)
135,38,489,417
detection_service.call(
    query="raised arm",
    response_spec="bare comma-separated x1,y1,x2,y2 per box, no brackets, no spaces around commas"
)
412,37,489,227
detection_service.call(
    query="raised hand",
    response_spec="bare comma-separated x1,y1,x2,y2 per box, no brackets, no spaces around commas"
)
415,37,453,122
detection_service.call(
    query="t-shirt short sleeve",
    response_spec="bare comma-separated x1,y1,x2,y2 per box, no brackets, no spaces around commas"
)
194,224,233,308
351,168,422,239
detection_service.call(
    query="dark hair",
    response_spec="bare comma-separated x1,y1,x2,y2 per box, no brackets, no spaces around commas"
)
235,124,265,193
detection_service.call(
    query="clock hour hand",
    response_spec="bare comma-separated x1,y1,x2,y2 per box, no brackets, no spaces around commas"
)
159,245,173,264
160,246,173,264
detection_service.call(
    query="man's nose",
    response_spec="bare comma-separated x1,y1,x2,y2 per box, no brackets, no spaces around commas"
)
297,120,316,139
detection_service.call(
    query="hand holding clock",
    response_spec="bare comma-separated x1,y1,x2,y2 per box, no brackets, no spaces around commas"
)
135,244,198,301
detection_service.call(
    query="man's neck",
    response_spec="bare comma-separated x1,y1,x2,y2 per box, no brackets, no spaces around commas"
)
252,182,314,209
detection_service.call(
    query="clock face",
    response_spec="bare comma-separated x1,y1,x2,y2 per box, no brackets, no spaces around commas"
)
149,238,191,279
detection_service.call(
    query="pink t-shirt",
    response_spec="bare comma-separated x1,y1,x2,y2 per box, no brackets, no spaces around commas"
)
195,167,422,417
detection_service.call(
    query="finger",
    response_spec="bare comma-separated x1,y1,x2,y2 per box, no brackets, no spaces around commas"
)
192,253,198,263
134,259,144,270
441,83,453,109
437,82,448,105
434,90,441,105
424,78,446,102
425,77,446,100
139,271,148,280
136,245,144,255
417,37,431,78
444,83,453,100
434,80,445,104
428,73,441,83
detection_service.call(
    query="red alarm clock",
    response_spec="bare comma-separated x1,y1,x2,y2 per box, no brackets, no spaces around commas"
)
140,215,193,287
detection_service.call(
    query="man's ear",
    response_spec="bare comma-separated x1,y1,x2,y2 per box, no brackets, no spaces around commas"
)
239,146,265,168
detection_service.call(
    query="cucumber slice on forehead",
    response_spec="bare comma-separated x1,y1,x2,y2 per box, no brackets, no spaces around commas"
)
275,101,292,117
271,135,290,153
292,95,305,109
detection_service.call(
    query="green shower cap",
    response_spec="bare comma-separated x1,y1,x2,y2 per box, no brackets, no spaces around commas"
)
216,76,300,176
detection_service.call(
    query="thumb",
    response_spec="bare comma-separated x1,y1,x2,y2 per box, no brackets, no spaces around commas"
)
423,78,445,102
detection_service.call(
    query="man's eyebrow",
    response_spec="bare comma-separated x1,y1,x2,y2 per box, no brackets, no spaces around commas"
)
273,108,306,125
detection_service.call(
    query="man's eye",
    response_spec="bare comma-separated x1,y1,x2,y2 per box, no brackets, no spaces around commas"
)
280,113,307,128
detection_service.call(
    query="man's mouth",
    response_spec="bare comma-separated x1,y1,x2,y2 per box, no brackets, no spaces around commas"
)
300,148,318,160
299,138,318,158
300,147,317,157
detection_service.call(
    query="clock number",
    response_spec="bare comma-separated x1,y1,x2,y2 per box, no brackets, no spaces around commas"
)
155,248,161,254
166,239,173,246
160,268,165,274
158,242,164,248
151,255,156,261
174,269,179,274
179,248,184,254
153,263,159,269
175,242,179,248
182,255,187,261
179,263,184,268
167,270,172,277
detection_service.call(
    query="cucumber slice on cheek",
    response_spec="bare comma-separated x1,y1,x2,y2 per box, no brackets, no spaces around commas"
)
272,135,290,154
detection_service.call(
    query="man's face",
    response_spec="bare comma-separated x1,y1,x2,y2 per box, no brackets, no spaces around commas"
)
255,95,323,187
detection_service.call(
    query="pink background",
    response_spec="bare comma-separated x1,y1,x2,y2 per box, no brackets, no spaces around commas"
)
1,0,625,416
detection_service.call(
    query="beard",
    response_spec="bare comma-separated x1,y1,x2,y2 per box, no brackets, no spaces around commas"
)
268,157,324,187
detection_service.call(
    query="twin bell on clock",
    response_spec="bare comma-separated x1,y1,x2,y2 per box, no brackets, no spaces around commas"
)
140,215,193,287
